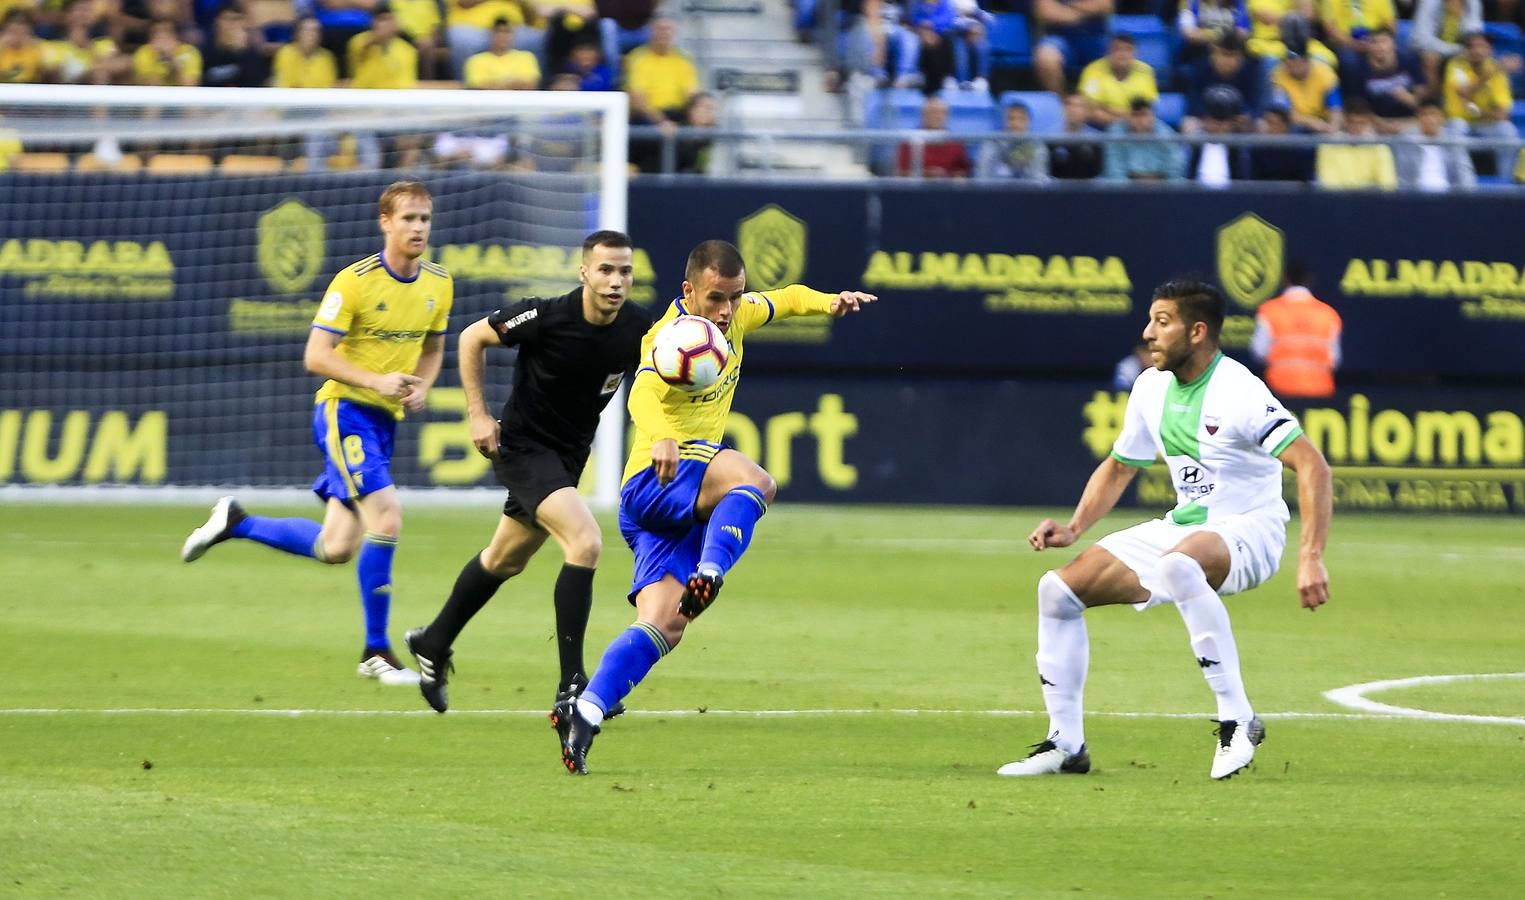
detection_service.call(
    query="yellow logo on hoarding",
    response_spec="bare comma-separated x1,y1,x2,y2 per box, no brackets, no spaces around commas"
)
0,238,175,299
737,204,806,290
437,243,657,304
1216,213,1283,310
258,199,325,294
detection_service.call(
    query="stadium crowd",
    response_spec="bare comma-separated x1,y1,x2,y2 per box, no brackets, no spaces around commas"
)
2,0,1523,182
0,0,721,173
820,0,1525,185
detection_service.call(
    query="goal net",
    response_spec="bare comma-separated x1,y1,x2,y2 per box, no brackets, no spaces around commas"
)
0,84,631,507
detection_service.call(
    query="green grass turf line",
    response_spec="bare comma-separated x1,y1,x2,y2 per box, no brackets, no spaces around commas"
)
3,503,1524,897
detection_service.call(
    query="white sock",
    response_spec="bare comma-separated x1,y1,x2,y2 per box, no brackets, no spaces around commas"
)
575,696,604,727
1035,570,1088,754
1157,552,1254,723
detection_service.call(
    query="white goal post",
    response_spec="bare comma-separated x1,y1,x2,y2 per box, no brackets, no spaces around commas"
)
0,84,631,510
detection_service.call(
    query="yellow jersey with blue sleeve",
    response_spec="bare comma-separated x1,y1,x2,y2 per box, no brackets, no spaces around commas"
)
622,283,836,483
311,253,453,419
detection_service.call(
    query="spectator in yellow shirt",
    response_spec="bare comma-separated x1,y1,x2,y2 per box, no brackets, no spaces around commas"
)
391,0,443,79
275,17,351,173
465,17,540,89
1247,2,1336,64
1318,0,1394,53
446,0,541,81
43,0,124,84
0,10,45,83
133,18,200,85
1316,97,1397,189
624,16,698,123
274,17,339,89
348,6,418,89
1077,33,1158,126
0,121,20,170
1269,38,1342,133
1444,30,1518,176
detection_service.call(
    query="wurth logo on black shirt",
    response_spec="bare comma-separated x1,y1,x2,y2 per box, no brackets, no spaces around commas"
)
496,308,538,334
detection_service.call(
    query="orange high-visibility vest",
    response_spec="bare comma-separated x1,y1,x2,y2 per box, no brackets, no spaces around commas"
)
1258,288,1342,398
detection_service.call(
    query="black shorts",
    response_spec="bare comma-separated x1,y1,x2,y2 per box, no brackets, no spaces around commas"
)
492,438,590,527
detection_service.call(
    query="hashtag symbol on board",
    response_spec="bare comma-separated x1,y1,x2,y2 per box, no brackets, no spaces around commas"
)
1080,390,1130,460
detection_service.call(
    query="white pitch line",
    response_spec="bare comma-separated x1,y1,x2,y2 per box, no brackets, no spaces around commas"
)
0,706,1508,722
1323,672,1525,726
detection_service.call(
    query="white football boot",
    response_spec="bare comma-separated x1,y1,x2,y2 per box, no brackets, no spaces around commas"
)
997,739,1091,776
181,496,245,562
358,650,422,686
1210,717,1265,780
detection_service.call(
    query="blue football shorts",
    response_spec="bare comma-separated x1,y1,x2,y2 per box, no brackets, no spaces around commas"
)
617,440,724,603
311,398,396,504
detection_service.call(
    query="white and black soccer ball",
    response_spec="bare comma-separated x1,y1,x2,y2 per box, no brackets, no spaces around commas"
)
650,314,729,393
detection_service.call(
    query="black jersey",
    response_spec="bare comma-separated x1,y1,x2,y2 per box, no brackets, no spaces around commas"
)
486,288,652,454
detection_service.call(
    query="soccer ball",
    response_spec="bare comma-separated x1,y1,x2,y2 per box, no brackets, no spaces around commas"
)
650,314,730,393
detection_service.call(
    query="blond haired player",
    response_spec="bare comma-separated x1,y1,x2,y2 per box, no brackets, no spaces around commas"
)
181,181,452,685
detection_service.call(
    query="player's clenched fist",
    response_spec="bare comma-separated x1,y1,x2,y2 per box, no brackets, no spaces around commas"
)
1297,556,1330,612
373,372,422,400
402,386,429,414
468,409,499,459
1029,519,1077,551
651,438,679,486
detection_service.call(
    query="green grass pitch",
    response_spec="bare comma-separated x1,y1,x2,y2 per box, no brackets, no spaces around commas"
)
3,503,1523,897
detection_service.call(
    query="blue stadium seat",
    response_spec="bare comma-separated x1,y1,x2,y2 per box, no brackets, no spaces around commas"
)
1484,21,1523,56
1485,22,1524,92
941,91,1000,133
1114,14,1171,74
998,91,1064,134
1112,14,1167,37
1512,100,1525,136
864,88,927,130
989,12,1032,68
1155,92,1186,127
1395,18,1413,49
862,89,884,128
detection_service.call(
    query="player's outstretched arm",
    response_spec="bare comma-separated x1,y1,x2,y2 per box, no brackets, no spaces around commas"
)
458,318,501,459
1030,456,1141,551
303,327,420,399
1277,436,1332,611
756,285,878,325
403,333,446,413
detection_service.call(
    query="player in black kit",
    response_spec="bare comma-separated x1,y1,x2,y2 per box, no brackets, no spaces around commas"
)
405,231,651,740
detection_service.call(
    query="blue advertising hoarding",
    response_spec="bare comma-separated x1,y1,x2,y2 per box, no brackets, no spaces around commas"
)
626,181,1525,379
2,175,1521,509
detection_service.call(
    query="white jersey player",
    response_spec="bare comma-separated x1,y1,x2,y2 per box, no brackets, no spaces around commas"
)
1000,279,1332,781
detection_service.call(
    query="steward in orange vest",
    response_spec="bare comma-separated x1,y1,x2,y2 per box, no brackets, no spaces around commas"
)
1250,272,1342,398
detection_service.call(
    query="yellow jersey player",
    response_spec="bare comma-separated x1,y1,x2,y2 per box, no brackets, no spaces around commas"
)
180,181,453,685
560,239,877,774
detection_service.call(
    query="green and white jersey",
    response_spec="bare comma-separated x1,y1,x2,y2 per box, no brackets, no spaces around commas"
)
1111,352,1303,525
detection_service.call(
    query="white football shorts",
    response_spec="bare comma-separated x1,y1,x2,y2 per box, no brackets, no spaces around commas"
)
1093,512,1288,610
